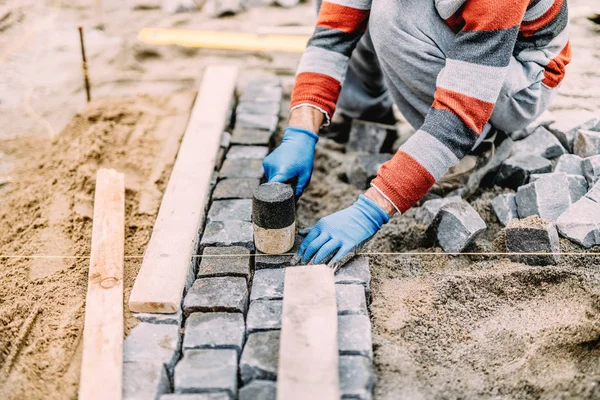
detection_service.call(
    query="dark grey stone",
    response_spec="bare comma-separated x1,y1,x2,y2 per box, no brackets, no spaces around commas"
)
231,128,272,146
338,314,373,359
123,362,170,400
556,181,600,248
567,174,589,203
415,195,463,226
200,220,254,249
548,110,600,151
174,349,238,396
238,380,276,400
246,300,282,333
336,284,367,315
183,277,248,316
207,199,252,223
161,394,230,400
133,308,183,326
239,331,280,384
123,323,181,374
198,246,251,280
554,154,584,176
495,154,552,189
240,85,283,104
583,155,600,186
505,217,561,266
335,256,371,296
183,312,245,354
250,268,285,301
347,120,395,154
220,159,264,179
254,236,302,269
574,129,600,157
236,113,278,133
491,193,518,226
428,201,486,253
213,178,260,200
226,145,269,160
347,153,392,189
236,101,280,117
516,173,572,221
512,126,566,159
339,356,374,400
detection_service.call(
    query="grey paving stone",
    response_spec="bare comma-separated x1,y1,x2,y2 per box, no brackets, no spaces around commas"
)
583,155,600,186
506,217,561,266
516,173,572,221
246,300,282,333
226,145,269,160
240,331,280,384
123,362,170,400
220,131,231,149
336,284,368,315
174,349,237,396
213,178,259,200
347,153,392,190
512,126,566,159
198,246,251,280
254,235,302,269
574,129,600,158
124,323,181,374
335,256,371,296
200,220,254,249
231,128,272,146
347,120,395,154
236,113,278,133
161,394,230,400
508,110,556,141
415,195,463,226
240,85,283,104
238,380,276,400
556,182,600,248
220,159,264,179
427,201,486,253
183,312,245,354
133,308,183,326
549,110,600,151
567,174,588,203
207,199,252,223
183,277,249,316
236,101,280,117
495,154,552,189
204,0,246,17
338,314,373,359
491,193,518,226
554,154,584,176
250,268,285,301
339,355,374,400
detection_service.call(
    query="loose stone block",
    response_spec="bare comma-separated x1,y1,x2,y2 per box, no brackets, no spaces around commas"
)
133,308,183,326
556,182,600,248
554,154,584,176
338,314,373,359
548,110,600,151
174,349,238,396
236,113,278,133
231,128,272,146
252,182,296,254
335,256,371,296
516,173,572,220
336,284,368,315
428,201,487,253
347,153,392,190
508,110,556,141
339,356,374,400
254,236,301,269
250,268,285,301
123,362,170,400
207,199,252,223
491,193,518,226
574,129,600,158
505,217,561,266
236,101,280,117
124,323,181,374
161,394,230,400
220,159,264,179
346,120,395,153
238,380,277,400
583,155,600,186
198,246,251,280
212,178,259,200
530,172,588,203
512,126,566,159
246,300,282,333
183,277,249,316
495,154,552,189
204,0,246,17
240,331,280,384
226,145,269,160
415,195,463,226
183,312,245,354
240,85,283,104
200,220,254,249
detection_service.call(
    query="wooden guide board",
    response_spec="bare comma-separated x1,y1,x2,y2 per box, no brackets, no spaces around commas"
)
79,168,125,400
128,65,238,313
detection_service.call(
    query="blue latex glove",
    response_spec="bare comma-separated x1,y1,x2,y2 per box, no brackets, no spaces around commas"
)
263,126,318,196
297,195,390,264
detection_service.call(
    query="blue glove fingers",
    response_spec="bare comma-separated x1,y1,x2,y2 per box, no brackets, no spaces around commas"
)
302,233,330,263
332,245,354,264
297,226,321,257
312,240,342,264
296,171,311,197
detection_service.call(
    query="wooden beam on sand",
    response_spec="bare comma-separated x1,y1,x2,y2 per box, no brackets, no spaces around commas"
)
277,265,340,400
128,65,238,313
79,168,125,400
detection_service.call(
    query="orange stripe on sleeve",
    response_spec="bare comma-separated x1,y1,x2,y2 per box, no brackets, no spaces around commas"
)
542,41,571,88
521,0,564,37
431,87,495,135
317,1,370,33
291,71,341,119
461,0,529,31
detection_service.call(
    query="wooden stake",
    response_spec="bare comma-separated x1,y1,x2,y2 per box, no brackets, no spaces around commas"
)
79,168,124,400
78,26,91,103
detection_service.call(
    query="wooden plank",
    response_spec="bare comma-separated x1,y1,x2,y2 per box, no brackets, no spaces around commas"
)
277,265,340,400
79,168,125,400
138,28,309,53
128,65,238,313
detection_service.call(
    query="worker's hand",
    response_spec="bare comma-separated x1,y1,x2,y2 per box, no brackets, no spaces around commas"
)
263,126,318,197
297,195,390,264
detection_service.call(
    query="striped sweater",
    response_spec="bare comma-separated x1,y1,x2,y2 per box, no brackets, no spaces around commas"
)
290,0,571,214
